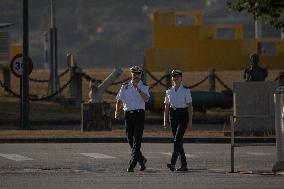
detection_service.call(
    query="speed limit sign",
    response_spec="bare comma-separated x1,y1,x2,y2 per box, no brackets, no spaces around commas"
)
10,54,33,77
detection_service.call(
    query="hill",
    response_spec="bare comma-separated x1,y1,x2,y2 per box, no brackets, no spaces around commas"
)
0,0,281,69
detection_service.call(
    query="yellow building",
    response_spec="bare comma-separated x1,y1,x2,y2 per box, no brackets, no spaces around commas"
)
145,10,284,71
9,43,22,60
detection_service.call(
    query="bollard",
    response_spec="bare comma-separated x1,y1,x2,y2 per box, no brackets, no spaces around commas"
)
208,68,215,92
272,72,284,172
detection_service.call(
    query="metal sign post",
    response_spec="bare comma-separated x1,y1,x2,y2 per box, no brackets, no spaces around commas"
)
22,0,30,129
273,72,284,172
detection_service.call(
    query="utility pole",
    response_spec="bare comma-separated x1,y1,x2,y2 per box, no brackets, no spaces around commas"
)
254,18,262,39
48,0,59,95
43,32,49,69
22,0,30,129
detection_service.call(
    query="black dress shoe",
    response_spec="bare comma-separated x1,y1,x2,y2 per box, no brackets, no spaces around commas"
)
127,167,134,172
140,157,147,171
143,157,147,165
140,164,146,171
176,167,188,172
167,164,175,171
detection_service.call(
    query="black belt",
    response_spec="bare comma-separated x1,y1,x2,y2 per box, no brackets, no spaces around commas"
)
170,107,187,111
125,109,144,114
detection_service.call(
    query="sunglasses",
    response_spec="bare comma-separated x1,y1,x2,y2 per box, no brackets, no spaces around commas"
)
171,74,182,77
132,72,141,75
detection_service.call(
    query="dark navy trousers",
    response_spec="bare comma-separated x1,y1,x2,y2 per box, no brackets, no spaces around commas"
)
125,109,145,168
169,108,189,167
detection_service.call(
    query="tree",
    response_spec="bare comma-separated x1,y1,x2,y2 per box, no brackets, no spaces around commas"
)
227,0,284,30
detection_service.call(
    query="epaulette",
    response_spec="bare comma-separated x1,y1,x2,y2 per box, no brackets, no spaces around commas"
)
165,87,171,93
122,82,129,90
142,82,148,86
183,85,189,89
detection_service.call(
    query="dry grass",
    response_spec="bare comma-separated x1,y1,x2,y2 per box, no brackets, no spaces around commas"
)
1,68,281,101
0,129,225,138
0,68,281,123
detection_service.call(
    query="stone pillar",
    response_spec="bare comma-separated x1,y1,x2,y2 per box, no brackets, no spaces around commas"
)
208,68,215,92
81,102,112,131
272,72,284,172
69,56,82,108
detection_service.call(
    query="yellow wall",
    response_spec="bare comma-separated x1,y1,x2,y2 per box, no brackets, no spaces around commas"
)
146,11,284,71
9,43,22,60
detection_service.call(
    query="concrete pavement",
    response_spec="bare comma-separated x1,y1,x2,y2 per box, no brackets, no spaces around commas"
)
0,143,283,189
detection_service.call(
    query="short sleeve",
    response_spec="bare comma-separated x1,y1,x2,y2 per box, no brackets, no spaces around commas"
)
164,90,169,104
143,85,150,97
185,89,192,103
116,85,125,102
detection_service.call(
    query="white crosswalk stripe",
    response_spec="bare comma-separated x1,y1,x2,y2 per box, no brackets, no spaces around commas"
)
80,153,115,159
246,152,271,156
0,153,34,161
161,152,195,158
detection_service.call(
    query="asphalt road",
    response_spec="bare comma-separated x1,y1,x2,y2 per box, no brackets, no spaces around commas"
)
0,143,283,189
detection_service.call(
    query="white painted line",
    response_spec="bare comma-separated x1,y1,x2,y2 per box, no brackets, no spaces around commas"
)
246,152,271,156
80,153,115,159
161,152,195,158
0,153,33,161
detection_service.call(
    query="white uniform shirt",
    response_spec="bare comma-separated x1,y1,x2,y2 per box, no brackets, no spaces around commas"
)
164,85,192,108
116,80,150,111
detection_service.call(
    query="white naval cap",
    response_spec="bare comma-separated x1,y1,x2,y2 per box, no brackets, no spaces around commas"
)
171,69,182,77
130,66,142,73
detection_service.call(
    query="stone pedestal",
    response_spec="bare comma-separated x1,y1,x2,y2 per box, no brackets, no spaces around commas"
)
81,102,112,131
233,81,277,135
272,161,284,172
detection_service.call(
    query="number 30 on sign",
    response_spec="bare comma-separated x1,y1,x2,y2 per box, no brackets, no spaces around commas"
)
10,54,33,78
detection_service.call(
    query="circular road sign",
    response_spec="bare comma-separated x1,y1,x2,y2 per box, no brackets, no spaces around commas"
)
10,53,33,77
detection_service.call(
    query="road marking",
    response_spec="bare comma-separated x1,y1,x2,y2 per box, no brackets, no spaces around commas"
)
246,152,271,156
161,152,195,158
0,153,33,161
80,153,115,159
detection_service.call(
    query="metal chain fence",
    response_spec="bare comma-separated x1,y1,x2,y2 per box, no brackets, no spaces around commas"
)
28,68,69,83
0,68,235,99
214,74,233,91
0,74,75,101
0,68,247,128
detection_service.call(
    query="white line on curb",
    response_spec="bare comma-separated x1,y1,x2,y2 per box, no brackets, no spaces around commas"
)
80,153,115,159
161,152,195,158
0,153,34,161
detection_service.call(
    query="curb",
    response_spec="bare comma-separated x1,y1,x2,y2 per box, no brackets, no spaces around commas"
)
0,117,229,126
0,137,276,144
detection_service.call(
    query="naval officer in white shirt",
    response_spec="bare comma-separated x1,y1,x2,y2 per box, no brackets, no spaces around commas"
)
115,66,150,172
164,69,193,172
